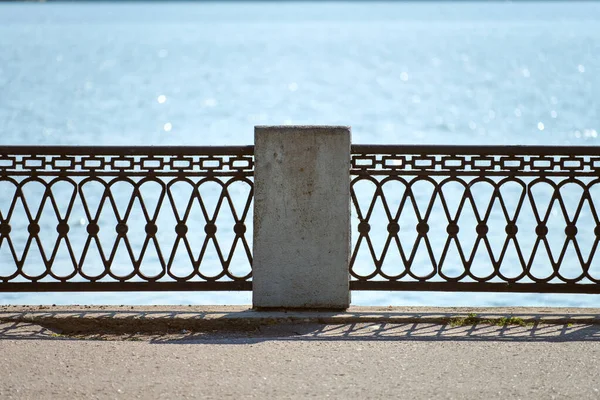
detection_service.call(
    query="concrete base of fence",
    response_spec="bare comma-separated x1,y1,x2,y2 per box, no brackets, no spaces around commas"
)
252,126,351,309
2,305,600,335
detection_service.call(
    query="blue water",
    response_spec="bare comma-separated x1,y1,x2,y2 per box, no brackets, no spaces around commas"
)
1,1,599,306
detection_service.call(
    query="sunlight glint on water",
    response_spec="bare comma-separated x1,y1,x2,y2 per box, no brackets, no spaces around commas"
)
0,2,599,306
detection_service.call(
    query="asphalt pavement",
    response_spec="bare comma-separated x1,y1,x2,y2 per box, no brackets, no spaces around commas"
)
1,306,600,399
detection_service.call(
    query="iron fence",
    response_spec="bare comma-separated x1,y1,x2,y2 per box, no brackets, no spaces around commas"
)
0,146,254,292
3,143,600,295
350,145,600,293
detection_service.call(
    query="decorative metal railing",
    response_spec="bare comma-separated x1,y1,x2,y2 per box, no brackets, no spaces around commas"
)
4,143,600,295
0,146,253,292
350,145,600,293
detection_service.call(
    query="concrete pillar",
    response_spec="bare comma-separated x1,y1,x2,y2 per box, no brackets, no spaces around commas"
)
252,126,351,309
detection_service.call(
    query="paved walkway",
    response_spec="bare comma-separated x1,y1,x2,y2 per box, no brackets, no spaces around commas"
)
1,306,600,399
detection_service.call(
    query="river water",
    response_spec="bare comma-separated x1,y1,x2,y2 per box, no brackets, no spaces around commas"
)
0,1,599,306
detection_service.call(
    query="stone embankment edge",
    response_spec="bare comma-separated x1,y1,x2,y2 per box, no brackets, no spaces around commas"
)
1,305,599,334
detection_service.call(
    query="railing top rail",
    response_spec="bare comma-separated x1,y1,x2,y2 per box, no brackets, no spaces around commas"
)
352,144,600,156
351,144,600,177
0,145,255,156
0,145,255,177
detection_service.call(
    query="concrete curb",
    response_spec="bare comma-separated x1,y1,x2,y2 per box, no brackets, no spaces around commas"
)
1,305,600,334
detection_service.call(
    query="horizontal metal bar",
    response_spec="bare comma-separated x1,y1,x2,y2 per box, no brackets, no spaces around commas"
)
352,144,600,156
350,169,600,177
0,171,254,178
350,281,600,294
3,281,598,294
0,145,255,156
0,281,252,292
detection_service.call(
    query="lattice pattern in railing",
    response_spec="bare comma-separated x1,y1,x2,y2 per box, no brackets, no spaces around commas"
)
0,146,253,291
350,145,600,293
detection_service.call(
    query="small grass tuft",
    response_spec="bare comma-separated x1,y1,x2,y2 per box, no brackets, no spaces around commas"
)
449,313,479,326
449,314,533,327
494,316,531,327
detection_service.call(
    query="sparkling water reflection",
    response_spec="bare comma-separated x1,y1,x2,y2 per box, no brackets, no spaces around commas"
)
0,1,599,306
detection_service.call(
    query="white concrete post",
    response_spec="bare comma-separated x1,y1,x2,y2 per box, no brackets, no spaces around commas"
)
252,126,351,309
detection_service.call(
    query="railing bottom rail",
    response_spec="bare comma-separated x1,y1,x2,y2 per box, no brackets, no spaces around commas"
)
0,281,252,292
350,281,600,294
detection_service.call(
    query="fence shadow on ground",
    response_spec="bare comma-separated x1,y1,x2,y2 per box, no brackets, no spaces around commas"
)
1,308,600,343
148,320,600,344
